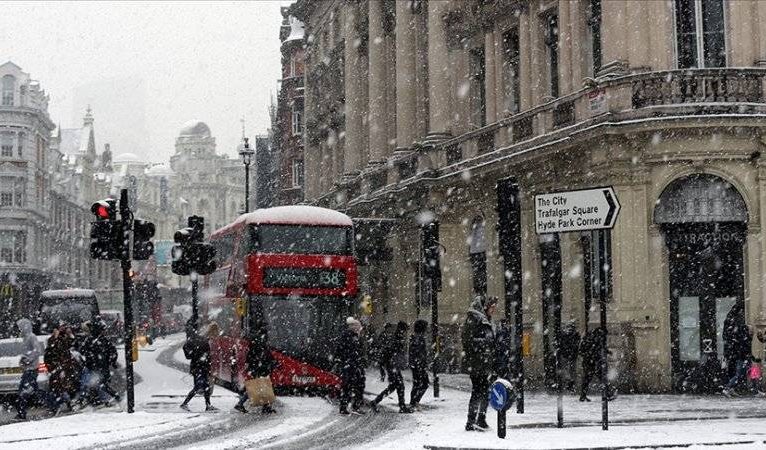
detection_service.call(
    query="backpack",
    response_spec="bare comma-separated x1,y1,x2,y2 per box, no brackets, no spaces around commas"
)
183,340,194,360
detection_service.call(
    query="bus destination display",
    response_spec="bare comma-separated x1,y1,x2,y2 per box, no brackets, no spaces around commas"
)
263,267,346,289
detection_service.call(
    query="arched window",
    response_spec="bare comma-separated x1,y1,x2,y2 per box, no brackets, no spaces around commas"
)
468,216,487,294
2,75,15,106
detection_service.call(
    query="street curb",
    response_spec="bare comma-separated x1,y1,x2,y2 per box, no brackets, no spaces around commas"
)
424,439,765,450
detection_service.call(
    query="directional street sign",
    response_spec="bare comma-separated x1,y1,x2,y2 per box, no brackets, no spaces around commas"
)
535,186,620,234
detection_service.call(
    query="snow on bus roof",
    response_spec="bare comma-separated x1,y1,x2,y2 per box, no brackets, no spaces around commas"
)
41,289,96,298
230,206,352,229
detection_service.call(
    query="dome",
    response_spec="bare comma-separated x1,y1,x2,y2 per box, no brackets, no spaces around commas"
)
145,163,174,177
179,120,211,138
113,152,145,165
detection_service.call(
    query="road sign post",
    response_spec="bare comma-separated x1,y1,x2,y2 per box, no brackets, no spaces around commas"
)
535,186,620,430
489,378,514,439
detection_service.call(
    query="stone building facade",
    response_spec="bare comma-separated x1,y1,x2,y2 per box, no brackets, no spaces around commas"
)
293,0,766,392
0,62,119,325
274,8,307,206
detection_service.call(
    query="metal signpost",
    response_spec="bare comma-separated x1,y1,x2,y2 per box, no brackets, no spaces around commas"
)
534,187,620,431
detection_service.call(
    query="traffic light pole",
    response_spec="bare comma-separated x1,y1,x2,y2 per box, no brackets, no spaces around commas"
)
191,276,199,331
119,189,136,414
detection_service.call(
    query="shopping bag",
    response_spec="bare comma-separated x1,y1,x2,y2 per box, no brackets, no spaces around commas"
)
246,376,276,406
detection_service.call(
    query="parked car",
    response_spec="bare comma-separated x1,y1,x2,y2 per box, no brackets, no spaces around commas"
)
0,336,49,395
35,289,100,335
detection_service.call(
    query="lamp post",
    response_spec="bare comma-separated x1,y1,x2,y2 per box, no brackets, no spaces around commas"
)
239,137,254,213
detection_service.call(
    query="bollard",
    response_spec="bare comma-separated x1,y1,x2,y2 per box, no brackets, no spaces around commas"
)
489,378,514,439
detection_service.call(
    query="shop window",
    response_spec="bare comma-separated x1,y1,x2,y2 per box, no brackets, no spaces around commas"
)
469,47,487,127
292,159,304,187
2,75,14,106
502,28,521,114
675,0,726,68
586,0,602,75
1,134,12,157
292,98,304,135
544,12,559,98
469,217,487,294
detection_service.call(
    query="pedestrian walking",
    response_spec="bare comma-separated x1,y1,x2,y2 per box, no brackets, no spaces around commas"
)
78,318,120,406
45,323,77,412
723,322,752,395
559,321,581,392
579,326,612,402
234,328,278,414
334,317,367,415
462,295,497,431
723,304,745,381
408,319,430,410
372,323,393,382
180,321,216,411
371,321,413,413
15,318,51,420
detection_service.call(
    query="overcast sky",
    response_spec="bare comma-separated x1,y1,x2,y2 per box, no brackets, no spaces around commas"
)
0,1,288,163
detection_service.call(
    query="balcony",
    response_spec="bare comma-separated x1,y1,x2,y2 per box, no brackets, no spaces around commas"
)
351,68,766,204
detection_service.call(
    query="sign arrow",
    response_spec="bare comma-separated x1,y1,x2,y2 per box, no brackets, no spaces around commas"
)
534,186,621,234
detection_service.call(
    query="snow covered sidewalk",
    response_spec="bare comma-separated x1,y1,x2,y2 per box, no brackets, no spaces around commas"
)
360,370,766,449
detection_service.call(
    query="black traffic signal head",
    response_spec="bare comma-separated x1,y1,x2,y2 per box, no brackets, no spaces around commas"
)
171,244,190,275
133,219,155,260
421,221,441,291
174,227,195,244
192,242,217,275
91,199,117,221
188,216,204,241
90,221,122,260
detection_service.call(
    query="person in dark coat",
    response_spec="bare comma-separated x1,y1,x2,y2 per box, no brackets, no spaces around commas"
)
723,323,752,394
78,319,120,406
372,323,393,382
235,327,277,414
180,321,216,411
15,318,53,420
579,327,613,402
371,321,413,413
462,295,497,431
409,319,430,410
559,322,581,392
334,317,366,415
45,323,77,411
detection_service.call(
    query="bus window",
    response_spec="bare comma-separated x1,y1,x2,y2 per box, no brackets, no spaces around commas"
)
252,225,352,255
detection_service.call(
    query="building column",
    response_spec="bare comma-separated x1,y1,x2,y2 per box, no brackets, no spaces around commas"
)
598,0,629,76
395,0,417,150
368,0,387,165
343,6,364,178
426,0,451,141
758,2,766,65
519,7,533,111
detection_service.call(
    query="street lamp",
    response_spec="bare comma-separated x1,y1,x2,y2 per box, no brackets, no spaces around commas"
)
239,137,254,213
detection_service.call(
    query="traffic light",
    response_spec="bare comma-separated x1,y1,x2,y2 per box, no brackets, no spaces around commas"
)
133,219,155,260
171,227,194,276
90,199,121,260
171,216,217,276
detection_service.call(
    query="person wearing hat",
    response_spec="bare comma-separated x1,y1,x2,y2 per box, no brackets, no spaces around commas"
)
462,294,498,431
180,320,216,411
334,317,366,415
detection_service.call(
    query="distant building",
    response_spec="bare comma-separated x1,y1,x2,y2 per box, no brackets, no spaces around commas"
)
274,8,306,205
0,62,117,324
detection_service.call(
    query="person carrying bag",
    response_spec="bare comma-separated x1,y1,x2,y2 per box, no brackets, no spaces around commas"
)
235,329,277,414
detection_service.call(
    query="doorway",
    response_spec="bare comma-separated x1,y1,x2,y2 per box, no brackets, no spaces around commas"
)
655,174,748,392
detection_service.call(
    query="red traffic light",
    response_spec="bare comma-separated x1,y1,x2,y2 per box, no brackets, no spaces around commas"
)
91,199,116,220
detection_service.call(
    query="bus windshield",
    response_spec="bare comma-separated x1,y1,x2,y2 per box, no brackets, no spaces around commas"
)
253,224,352,255
256,295,348,370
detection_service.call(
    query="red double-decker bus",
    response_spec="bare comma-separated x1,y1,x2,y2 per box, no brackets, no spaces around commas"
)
203,205,357,393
